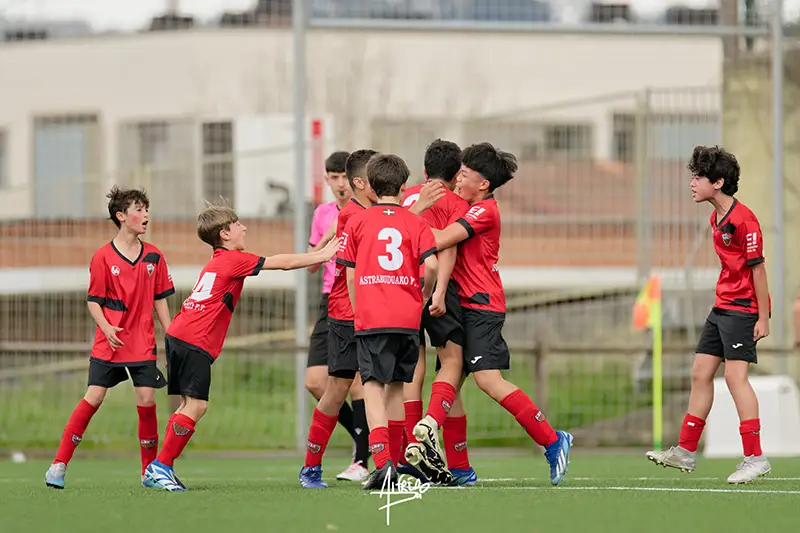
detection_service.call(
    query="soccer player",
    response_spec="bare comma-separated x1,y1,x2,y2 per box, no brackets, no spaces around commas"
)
401,139,476,486
646,146,772,484
45,186,175,490
305,151,371,481
143,204,340,492
341,153,440,489
299,150,445,489
419,142,574,486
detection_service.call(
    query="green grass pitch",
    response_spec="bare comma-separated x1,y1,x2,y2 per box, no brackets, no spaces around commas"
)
2,451,799,533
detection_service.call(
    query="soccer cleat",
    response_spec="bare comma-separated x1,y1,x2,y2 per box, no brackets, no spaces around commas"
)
141,474,159,488
544,430,573,486
299,465,328,489
645,445,696,473
405,441,454,486
336,462,369,482
143,459,186,492
362,460,399,491
450,467,478,487
397,461,430,484
45,462,67,489
727,455,771,484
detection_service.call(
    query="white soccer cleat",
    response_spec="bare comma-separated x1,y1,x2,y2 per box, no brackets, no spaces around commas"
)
336,461,369,482
645,445,697,473
45,462,67,489
727,455,771,484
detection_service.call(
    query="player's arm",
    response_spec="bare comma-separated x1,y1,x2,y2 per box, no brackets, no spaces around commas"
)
744,221,770,340
407,181,446,216
346,267,356,312
154,299,172,332
432,223,470,251
86,254,124,349
421,254,439,304
263,237,341,271
307,216,338,272
428,246,455,317
153,256,174,330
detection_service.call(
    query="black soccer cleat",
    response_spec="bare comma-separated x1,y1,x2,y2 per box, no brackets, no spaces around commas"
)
362,460,399,491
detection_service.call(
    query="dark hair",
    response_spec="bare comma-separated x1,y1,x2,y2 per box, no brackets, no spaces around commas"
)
461,142,518,192
345,149,379,189
687,145,740,196
107,185,149,228
424,139,462,182
366,154,410,198
325,151,350,174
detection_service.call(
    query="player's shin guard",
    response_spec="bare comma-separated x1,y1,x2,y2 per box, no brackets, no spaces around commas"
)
499,389,557,447
156,413,196,467
427,382,456,427
137,405,159,474
740,418,762,457
304,408,339,467
369,427,392,470
404,400,423,445
54,399,98,465
678,414,706,453
443,415,470,470
388,420,405,465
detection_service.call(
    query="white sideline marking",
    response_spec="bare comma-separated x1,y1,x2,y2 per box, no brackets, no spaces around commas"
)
437,485,800,495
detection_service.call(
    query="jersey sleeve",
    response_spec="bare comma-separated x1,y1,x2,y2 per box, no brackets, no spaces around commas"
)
230,251,267,278
446,199,471,226
87,252,108,306
418,222,438,264
741,217,765,267
308,206,324,247
456,201,494,238
154,255,176,300
337,219,357,268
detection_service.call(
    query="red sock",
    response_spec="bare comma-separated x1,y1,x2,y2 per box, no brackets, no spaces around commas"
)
404,400,423,445
740,418,762,457
137,405,159,475
499,389,557,447
443,415,471,470
399,427,409,465
304,408,339,467
388,420,405,465
156,413,196,467
427,382,456,427
369,427,392,469
54,399,98,465
678,414,706,453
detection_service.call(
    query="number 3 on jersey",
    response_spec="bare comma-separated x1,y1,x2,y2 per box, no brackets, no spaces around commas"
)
378,227,404,271
189,272,216,301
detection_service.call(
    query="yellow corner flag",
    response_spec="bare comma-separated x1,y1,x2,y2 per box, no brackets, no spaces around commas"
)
632,275,663,452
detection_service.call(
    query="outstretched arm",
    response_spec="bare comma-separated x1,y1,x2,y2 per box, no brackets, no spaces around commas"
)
263,238,341,271
432,222,470,251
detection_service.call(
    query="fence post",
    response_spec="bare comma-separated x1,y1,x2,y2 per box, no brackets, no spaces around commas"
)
532,339,549,416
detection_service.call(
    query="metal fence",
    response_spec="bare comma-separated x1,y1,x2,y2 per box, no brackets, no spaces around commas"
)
0,0,793,454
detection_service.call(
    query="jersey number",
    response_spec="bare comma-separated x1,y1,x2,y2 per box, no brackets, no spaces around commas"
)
378,227,404,271
189,272,217,301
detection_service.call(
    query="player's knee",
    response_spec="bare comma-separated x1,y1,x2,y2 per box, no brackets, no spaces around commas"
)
304,374,326,399
84,386,107,408
183,398,208,420
472,370,503,396
134,387,156,407
723,362,750,389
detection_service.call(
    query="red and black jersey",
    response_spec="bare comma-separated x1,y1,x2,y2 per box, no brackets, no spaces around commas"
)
402,182,470,231
88,241,175,365
451,195,506,313
327,199,368,322
338,203,437,334
167,248,265,361
711,199,769,314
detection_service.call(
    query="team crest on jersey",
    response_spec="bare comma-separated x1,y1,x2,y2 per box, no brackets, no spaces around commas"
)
110,265,121,276
146,263,155,277
722,233,732,246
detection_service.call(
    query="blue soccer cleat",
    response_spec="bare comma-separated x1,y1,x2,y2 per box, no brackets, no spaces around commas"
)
450,467,478,487
143,459,186,492
544,430,573,486
299,465,328,489
45,462,67,489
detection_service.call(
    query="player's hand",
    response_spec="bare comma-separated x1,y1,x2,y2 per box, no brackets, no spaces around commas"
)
319,237,341,262
323,217,338,242
102,325,124,350
415,181,446,212
429,291,446,317
754,318,770,341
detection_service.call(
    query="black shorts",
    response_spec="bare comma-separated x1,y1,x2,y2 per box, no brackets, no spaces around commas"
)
462,308,511,374
357,332,420,384
88,359,167,389
165,335,214,401
328,319,358,380
696,308,760,364
421,280,464,349
307,294,330,368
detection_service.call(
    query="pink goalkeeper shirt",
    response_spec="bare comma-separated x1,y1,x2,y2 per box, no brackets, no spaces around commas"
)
309,201,340,294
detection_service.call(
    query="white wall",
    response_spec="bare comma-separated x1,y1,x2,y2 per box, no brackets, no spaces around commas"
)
0,28,723,219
